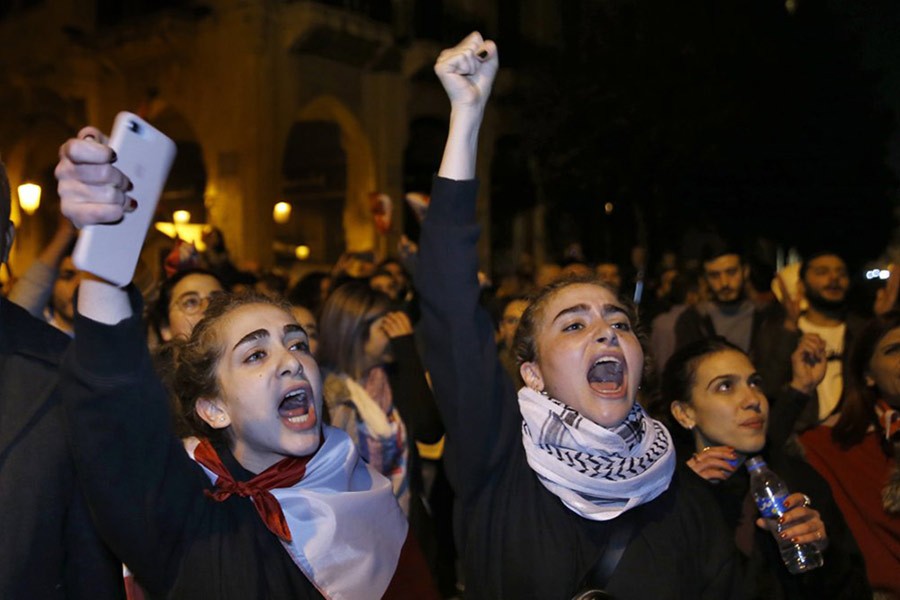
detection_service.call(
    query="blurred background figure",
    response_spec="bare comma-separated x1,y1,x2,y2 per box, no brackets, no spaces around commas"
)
801,311,900,598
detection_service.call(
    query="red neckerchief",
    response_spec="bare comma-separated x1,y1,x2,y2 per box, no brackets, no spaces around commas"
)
875,399,900,442
193,439,315,542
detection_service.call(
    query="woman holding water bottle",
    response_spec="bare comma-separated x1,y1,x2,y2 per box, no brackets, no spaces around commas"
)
660,336,871,599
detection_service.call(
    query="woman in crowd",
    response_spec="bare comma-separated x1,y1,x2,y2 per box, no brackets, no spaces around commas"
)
801,310,900,597
661,337,870,598
148,267,225,343
415,32,739,598
316,280,444,575
317,281,443,514
289,303,319,357
55,134,437,598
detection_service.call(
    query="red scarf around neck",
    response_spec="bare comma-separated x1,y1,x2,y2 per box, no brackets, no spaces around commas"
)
193,438,314,542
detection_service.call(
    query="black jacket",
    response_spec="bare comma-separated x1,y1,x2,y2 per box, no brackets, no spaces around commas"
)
700,452,871,599
0,299,123,599
417,177,740,599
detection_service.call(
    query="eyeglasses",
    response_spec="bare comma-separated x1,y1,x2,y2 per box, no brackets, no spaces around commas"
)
171,291,223,316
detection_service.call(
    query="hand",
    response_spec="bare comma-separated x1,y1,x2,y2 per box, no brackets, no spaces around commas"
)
789,333,827,396
874,265,899,316
381,311,413,339
686,446,739,482
398,235,418,261
55,127,134,228
775,274,803,332
434,31,499,114
756,492,828,550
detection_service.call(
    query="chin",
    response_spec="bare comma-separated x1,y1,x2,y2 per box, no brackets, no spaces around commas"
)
735,439,766,455
585,402,634,429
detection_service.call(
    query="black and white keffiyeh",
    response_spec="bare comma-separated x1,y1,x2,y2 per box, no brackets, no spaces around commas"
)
518,387,675,521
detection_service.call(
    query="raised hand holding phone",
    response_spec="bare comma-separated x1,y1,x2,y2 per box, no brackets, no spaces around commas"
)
70,112,176,287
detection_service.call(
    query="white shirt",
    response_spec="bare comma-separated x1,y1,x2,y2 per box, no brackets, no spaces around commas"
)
798,316,845,419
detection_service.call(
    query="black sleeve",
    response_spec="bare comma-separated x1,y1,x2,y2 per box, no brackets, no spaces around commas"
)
766,386,813,451
388,333,444,444
61,287,211,595
415,176,521,506
775,457,873,599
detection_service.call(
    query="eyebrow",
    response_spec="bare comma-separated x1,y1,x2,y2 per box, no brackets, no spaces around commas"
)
233,329,269,350
234,324,306,350
285,324,305,336
551,303,628,324
706,374,736,391
175,291,201,301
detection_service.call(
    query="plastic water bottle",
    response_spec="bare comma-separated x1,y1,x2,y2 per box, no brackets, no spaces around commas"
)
746,456,824,574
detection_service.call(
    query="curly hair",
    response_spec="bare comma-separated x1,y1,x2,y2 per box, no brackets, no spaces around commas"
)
170,291,293,442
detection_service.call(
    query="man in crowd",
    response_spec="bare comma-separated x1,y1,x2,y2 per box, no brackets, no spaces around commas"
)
0,159,122,597
757,251,868,431
674,240,781,355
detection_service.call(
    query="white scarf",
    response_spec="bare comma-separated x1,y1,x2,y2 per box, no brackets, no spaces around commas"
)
518,387,675,521
186,425,408,600
324,372,410,513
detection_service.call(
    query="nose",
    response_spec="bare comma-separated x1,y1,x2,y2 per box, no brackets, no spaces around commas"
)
278,347,303,377
740,387,763,412
593,321,619,346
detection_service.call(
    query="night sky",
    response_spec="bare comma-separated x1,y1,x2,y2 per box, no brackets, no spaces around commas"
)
490,0,900,274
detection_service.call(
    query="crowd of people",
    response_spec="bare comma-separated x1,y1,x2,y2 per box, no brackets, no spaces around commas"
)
0,31,898,600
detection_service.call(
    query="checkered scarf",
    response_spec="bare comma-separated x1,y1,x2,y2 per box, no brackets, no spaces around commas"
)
518,387,675,521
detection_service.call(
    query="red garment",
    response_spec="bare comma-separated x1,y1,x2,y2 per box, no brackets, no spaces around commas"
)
383,532,442,600
801,426,900,595
193,438,313,542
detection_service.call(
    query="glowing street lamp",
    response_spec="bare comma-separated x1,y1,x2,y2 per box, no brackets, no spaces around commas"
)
273,202,292,224
17,183,41,215
295,244,310,260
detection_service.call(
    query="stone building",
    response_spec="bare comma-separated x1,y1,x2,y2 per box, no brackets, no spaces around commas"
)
0,0,561,283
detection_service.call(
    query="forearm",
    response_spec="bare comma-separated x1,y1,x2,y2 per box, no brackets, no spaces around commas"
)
417,177,519,500
438,108,483,180
389,334,444,443
8,261,57,317
77,277,132,324
767,386,813,449
63,287,204,592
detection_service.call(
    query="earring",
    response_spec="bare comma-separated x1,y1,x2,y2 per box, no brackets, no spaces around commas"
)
540,389,549,396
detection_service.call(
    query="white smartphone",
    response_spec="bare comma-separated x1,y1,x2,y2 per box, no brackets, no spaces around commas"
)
72,112,177,287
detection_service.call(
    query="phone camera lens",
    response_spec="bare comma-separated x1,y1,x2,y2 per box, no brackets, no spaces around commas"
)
128,120,140,133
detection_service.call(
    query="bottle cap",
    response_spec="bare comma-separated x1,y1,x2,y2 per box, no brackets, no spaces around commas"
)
745,456,766,471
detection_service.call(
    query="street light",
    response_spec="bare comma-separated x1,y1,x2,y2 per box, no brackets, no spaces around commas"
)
17,183,41,215
295,244,310,260
273,202,292,224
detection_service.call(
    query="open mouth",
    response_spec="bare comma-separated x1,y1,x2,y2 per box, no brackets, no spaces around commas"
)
587,356,626,395
278,386,317,431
